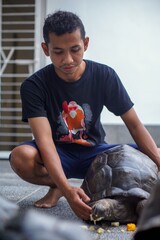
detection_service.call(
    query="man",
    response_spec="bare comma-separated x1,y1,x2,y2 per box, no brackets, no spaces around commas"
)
10,10,160,220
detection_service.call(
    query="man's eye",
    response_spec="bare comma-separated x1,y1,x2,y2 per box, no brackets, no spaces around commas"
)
72,47,80,52
54,51,63,54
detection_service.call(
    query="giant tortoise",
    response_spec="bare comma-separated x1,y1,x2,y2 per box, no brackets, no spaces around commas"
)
81,144,158,223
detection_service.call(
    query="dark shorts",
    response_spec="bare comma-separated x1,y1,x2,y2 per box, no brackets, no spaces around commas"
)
12,140,138,179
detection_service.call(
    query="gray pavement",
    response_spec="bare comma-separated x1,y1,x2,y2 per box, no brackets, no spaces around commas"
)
0,160,135,240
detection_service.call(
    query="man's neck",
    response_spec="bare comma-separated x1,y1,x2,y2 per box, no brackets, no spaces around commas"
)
55,61,86,82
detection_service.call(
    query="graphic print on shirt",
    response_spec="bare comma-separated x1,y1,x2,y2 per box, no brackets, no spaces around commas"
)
57,101,93,146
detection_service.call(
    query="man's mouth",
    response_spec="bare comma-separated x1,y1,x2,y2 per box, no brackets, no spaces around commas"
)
62,65,75,71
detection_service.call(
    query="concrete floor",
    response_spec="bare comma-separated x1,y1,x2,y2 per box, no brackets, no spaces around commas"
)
0,159,136,240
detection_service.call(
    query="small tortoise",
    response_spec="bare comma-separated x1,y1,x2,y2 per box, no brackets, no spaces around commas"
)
81,144,158,223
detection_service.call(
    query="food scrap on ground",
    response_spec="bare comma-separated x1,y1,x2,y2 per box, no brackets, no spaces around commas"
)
111,222,120,227
127,223,136,231
97,227,105,234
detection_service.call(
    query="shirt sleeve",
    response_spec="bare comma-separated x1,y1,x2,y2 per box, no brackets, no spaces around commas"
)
103,68,134,116
20,79,47,122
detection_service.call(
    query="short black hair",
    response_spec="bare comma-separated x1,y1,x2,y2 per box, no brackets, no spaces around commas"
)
43,10,86,45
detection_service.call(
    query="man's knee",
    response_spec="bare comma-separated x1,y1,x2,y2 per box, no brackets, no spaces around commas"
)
9,146,24,174
9,145,36,175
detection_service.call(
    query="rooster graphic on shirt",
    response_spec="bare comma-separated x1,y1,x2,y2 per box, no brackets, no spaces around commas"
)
57,101,93,146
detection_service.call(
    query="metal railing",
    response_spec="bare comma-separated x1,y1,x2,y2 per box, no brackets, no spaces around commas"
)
0,0,36,156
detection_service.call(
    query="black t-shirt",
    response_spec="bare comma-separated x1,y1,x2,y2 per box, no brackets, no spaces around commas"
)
20,60,134,146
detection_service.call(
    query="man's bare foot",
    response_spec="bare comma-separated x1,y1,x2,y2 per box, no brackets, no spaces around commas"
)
34,187,62,208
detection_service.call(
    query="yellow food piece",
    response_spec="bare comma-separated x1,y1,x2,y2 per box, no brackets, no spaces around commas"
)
127,223,136,231
88,226,95,231
97,227,105,234
111,222,120,227
80,225,88,230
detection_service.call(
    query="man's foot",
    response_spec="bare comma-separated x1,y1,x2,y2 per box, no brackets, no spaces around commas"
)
34,187,62,208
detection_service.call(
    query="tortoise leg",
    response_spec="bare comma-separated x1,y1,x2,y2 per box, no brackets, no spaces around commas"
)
90,198,137,223
136,199,147,218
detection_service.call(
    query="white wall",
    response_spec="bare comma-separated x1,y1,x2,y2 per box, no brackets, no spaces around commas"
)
45,0,160,125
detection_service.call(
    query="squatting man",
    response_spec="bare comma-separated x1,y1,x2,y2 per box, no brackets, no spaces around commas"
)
9,10,160,220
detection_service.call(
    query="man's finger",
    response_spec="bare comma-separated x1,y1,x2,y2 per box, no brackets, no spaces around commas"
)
79,188,91,203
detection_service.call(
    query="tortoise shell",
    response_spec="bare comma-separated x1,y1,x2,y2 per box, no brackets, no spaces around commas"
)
81,144,158,202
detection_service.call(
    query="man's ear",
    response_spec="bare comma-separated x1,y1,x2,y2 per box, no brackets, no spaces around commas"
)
41,42,49,56
84,37,89,51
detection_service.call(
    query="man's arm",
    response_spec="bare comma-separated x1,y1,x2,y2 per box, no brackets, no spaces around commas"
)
28,117,91,219
121,107,160,168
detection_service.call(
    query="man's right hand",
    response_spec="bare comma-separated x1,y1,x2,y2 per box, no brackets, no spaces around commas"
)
64,186,92,220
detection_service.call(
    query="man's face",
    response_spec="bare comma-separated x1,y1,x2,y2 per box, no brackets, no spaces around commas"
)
41,29,89,81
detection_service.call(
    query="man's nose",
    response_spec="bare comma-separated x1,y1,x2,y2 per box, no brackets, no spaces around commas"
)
64,52,73,64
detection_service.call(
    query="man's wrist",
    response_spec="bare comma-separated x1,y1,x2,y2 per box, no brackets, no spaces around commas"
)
58,182,72,198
